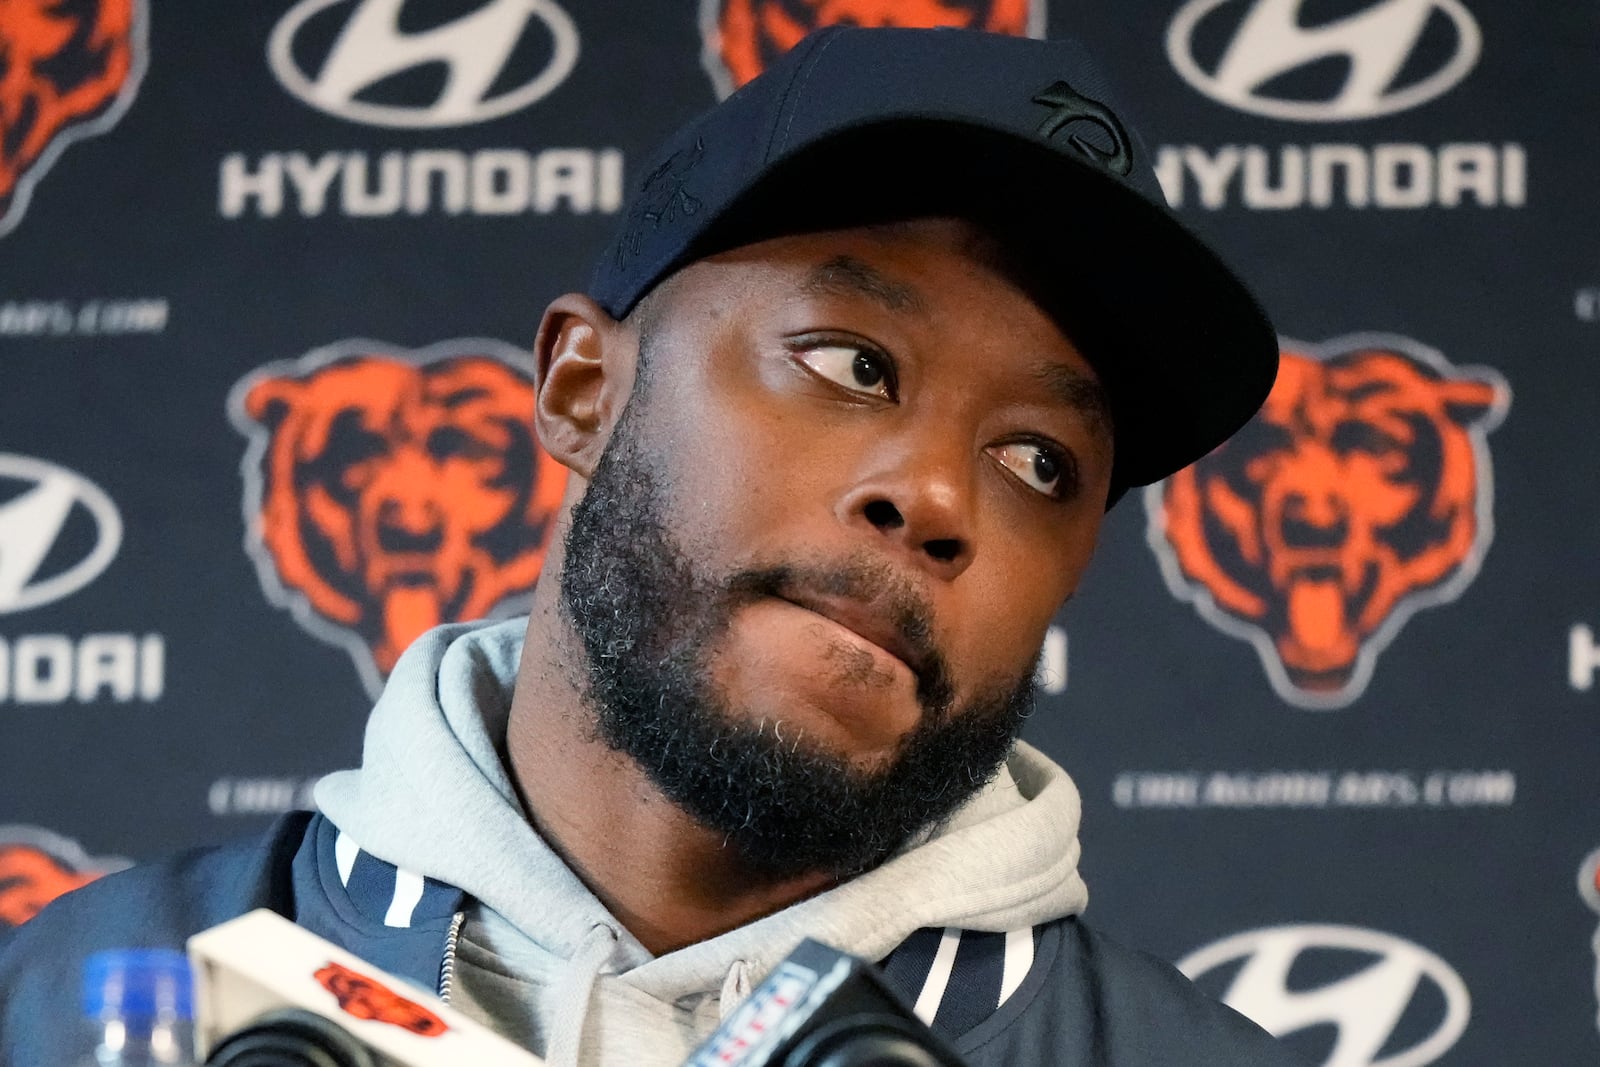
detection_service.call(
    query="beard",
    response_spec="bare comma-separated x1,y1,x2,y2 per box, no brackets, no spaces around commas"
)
557,395,1037,882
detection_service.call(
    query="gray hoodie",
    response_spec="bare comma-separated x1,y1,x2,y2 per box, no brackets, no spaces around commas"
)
316,618,1091,1066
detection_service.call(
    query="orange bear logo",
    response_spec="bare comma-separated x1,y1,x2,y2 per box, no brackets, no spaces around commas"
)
230,341,567,696
1580,848,1600,1036
701,0,1041,96
0,0,146,237
1147,335,1509,708
0,826,124,927
314,961,449,1037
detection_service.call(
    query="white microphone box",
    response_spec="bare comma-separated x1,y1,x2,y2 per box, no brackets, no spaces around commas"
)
187,908,544,1066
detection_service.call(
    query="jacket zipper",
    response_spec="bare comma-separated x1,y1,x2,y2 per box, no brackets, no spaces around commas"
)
437,910,466,1002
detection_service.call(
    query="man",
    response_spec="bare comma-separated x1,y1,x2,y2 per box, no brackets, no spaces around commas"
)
0,26,1300,1066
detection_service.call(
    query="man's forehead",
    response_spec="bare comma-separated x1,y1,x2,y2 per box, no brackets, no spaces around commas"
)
801,254,927,316
672,215,1049,316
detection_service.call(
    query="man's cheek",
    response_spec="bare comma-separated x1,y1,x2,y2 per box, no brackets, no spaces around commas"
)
664,432,822,543
957,568,1070,689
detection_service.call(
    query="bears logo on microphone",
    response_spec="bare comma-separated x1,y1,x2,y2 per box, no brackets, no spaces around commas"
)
0,0,147,237
1146,334,1509,709
314,961,449,1036
0,825,126,927
700,0,1044,97
230,340,567,697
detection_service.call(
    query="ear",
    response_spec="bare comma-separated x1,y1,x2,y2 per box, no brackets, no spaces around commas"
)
243,376,302,427
532,293,636,480
1440,377,1502,429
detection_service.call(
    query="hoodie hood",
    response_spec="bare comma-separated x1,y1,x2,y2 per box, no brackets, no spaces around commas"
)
316,618,1088,1055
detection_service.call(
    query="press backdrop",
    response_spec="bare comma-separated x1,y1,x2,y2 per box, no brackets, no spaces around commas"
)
3,2,1598,1063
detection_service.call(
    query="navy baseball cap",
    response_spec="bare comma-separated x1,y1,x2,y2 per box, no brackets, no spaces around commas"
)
590,26,1278,504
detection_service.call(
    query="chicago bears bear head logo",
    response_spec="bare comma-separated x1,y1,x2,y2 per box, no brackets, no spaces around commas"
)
230,340,567,697
314,961,449,1036
1146,334,1509,709
1580,848,1600,1034
0,0,147,237
0,825,126,927
700,0,1045,97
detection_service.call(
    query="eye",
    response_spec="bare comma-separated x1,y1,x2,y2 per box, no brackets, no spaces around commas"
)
1332,420,1400,456
341,462,376,491
1245,454,1282,483
990,440,1074,499
1377,449,1410,476
793,343,894,400
427,425,494,461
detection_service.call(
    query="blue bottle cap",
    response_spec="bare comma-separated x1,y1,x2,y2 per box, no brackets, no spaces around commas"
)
82,948,194,1020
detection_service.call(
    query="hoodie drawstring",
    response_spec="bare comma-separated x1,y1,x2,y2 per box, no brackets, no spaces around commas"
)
718,959,752,1020
545,922,618,1067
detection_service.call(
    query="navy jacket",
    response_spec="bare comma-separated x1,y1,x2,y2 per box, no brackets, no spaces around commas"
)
0,813,1301,1065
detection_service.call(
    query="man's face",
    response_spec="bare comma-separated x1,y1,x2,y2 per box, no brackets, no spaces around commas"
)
559,219,1112,879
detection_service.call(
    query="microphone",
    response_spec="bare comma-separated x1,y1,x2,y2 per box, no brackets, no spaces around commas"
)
187,909,545,1066
684,939,969,1067
188,912,967,1067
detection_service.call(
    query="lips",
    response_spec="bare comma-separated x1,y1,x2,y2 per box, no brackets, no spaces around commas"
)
777,592,927,678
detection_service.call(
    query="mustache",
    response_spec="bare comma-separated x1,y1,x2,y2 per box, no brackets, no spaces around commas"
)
723,557,956,718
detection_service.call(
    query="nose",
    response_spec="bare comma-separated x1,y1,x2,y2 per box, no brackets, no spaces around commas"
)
376,499,444,553
837,444,975,580
1280,492,1348,550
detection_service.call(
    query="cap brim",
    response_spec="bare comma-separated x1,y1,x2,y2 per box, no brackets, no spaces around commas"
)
682,119,1280,502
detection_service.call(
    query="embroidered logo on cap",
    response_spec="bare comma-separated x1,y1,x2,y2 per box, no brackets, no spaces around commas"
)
1031,80,1132,176
617,137,707,270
